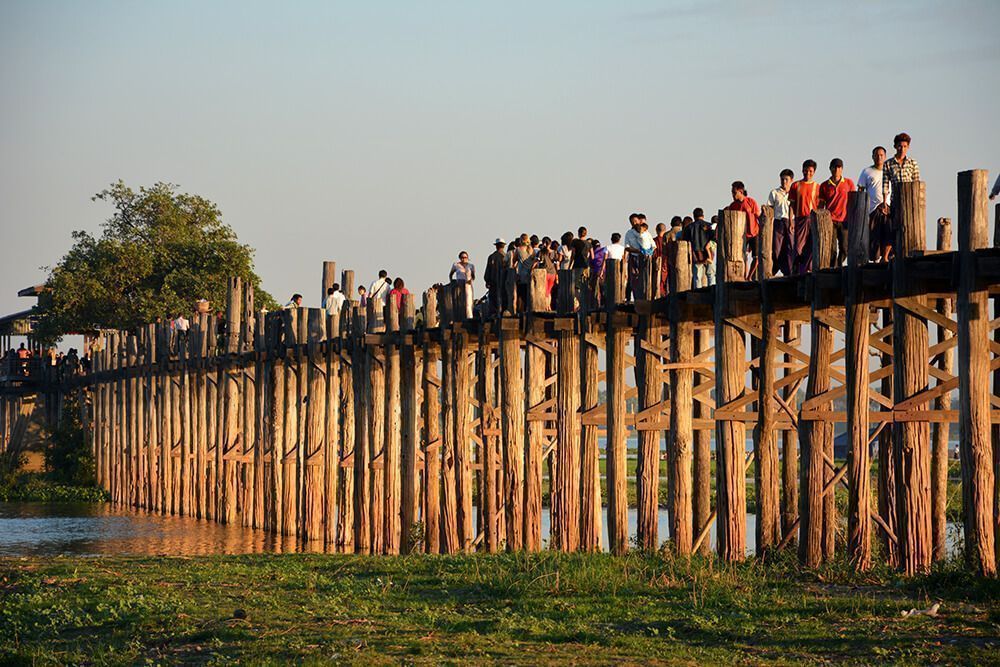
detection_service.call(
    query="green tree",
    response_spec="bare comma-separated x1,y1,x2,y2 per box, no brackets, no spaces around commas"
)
36,181,276,342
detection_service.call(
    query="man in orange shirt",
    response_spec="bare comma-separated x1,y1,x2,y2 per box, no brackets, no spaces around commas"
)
818,158,855,267
789,159,819,275
726,181,761,279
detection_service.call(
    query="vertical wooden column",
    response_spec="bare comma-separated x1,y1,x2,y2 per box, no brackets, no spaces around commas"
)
221,278,242,524
352,305,371,551
931,218,953,562
333,306,351,550
799,210,835,567
499,317,525,551
303,309,327,542
956,169,997,576
422,289,442,554
400,295,419,553
240,286,257,528
755,207,780,555
438,289,460,553
265,313,282,533
715,209,748,561
523,337,546,550
454,320,474,552
158,330,173,514
253,310,267,530
478,323,499,552
877,306,898,568
366,300,386,553
604,259,629,554
383,298,402,554
322,260,337,305
580,287,602,553
143,325,156,509
781,322,800,546
296,310,310,535
178,328,192,515
205,320,219,520
693,324,712,556
193,315,208,519
635,259,663,552
554,271,581,552
125,332,137,508
892,180,932,576
281,308,299,537
668,241,694,555
846,191,872,571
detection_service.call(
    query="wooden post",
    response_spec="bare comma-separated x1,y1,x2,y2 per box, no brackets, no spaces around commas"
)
303,308,327,542
956,170,997,576
931,218,953,562
892,180,932,575
499,317,525,551
439,289,461,553
755,206,781,555
554,271,581,552
605,259,629,554
205,320,219,521
383,298,402,554
877,306,899,568
341,270,355,304
352,305,371,551
693,324,712,556
635,257,663,552
240,285,256,529
193,315,209,519
478,324,499,552
367,299,386,554
422,289,442,554
296,310,310,536
668,241,694,555
281,307,299,537
220,278,242,524
335,305,354,552
799,210,835,567
846,191,872,570
780,321,800,547
253,310,267,530
580,298,601,553
322,260,337,306
715,209,748,561
454,324,474,552
178,328,192,515
400,295,419,553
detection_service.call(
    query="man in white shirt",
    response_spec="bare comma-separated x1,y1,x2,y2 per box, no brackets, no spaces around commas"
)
172,313,190,354
766,169,794,276
368,270,391,307
857,146,891,262
606,232,626,261
622,213,645,301
323,285,346,318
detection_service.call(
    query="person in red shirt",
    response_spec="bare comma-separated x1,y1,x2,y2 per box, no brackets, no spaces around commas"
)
727,181,761,279
388,277,410,311
818,158,856,267
789,159,819,275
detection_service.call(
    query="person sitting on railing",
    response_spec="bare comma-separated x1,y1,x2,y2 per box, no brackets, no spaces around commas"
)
766,169,795,277
726,181,761,279
449,251,476,320
388,277,409,311
882,132,920,262
819,158,855,267
789,159,819,275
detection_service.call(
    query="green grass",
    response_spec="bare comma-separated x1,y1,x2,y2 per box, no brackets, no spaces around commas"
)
1,551,997,665
0,472,108,503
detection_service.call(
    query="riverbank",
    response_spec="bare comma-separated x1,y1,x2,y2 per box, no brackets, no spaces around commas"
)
1,552,996,665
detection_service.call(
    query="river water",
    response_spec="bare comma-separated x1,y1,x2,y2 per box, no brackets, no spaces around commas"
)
0,502,962,558
1,502,742,556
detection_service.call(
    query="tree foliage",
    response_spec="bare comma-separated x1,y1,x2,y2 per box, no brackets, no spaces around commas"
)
36,181,276,342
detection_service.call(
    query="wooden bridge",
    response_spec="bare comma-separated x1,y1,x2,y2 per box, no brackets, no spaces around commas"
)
6,172,1000,577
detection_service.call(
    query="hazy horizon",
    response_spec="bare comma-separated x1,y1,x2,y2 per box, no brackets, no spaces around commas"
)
2,0,999,338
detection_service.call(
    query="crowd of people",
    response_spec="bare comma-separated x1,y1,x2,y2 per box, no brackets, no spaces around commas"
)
2,343,87,379
292,131,991,323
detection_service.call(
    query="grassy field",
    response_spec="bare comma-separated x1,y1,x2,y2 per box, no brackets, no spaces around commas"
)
1,551,997,665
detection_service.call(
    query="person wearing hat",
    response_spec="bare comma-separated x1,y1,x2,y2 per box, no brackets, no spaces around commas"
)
485,237,507,316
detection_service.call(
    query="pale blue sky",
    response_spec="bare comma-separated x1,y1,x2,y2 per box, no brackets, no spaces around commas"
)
2,0,998,323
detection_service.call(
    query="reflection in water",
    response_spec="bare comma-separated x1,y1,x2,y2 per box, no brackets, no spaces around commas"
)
0,502,962,558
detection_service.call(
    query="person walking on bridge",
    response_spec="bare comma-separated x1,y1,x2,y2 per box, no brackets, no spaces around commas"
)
449,251,476,319
485,238,507,316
